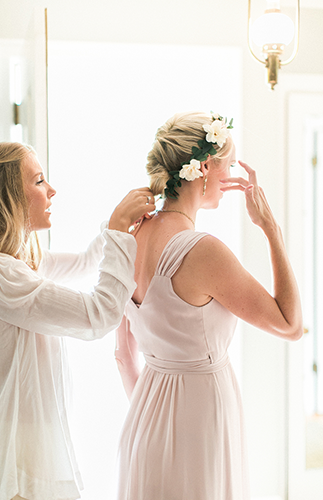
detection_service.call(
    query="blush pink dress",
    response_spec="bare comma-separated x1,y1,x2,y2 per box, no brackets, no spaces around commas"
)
117,230,250,500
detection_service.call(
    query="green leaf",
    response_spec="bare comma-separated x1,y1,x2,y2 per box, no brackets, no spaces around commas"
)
168,190,179,199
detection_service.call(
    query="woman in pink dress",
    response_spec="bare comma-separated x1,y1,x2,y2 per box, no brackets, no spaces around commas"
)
115,111,303,500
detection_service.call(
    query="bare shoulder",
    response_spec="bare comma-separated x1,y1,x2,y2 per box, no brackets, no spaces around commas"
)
176,232,263,308
184,234,240,270
172,234,243,307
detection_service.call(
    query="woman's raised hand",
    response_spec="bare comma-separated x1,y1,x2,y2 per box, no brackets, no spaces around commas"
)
220,160,276,233
217,160,302,340
109,188,156,233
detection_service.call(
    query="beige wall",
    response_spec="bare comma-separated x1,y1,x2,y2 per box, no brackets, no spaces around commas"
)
1,1,322,498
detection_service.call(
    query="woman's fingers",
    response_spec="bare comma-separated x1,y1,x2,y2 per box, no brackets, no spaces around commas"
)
221,161,271,229
141,190,156,211
220,175,251,194
220,184,245,193
133,188,156,210
220,161,258,196
220,177,249,187
238,160,258,185
109,187,156,232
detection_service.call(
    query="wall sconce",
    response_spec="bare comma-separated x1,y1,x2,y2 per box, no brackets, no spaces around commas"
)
248,0,300,90
13,63,22,125
10,61,23,142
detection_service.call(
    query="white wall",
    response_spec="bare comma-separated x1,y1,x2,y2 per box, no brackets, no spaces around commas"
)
1,1,323,498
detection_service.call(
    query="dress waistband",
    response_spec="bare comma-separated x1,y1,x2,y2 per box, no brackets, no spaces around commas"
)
144,352,230,375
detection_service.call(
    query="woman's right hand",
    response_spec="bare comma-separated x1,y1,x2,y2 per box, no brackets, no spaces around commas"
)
220,160,277,234
109,188,156,233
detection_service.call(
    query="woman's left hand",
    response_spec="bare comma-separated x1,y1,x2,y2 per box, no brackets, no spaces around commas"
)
109,187,156,233
220,160,276,233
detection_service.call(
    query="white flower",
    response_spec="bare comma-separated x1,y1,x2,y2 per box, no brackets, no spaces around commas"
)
202,120,230,147
179,159,203,181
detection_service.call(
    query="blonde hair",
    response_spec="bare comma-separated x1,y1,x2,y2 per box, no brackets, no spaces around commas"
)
147,111,233,196
0,142,42,270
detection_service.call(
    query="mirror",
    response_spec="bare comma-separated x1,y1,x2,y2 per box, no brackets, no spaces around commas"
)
0,8,48,176
287,90,323,499
0,8,49,246
303,117,323,469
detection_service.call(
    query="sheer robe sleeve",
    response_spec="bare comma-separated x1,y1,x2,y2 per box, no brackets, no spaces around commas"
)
39,222,108,283
0,229,136,340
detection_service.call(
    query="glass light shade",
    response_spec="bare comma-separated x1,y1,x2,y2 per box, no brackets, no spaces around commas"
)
251,12,295,47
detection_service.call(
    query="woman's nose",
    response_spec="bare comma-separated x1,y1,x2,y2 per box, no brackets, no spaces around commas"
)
48,184,56,198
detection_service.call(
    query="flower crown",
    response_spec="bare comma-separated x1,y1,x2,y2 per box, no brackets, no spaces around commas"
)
164,113,233,199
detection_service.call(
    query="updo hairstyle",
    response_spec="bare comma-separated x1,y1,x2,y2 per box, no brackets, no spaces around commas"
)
0,142,41,269
146,111,233,196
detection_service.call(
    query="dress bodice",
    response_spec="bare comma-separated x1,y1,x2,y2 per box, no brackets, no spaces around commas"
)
125,230,238,368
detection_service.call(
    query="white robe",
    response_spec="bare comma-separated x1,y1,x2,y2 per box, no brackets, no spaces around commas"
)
0,228,137,500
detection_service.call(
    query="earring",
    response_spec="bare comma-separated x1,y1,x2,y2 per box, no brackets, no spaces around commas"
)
202,175,208,196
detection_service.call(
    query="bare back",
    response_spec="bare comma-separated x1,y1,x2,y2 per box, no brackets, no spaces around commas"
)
132,213,212,307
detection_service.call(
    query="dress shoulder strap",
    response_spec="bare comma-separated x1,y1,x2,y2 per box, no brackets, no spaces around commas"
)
155,230,209,278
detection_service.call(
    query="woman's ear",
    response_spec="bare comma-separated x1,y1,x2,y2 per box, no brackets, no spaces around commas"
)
200,158,210,176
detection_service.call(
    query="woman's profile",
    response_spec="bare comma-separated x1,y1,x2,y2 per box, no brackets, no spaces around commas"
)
115,111,303,499
0,142,155,500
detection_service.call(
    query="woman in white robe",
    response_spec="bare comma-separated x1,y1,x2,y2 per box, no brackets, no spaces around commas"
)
0,142,155,500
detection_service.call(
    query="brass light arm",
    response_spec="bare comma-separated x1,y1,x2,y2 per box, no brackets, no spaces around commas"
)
281,0,300,66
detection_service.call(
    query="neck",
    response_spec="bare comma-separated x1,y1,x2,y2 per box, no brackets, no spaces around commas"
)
162,182,202,222
160,208,195,228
